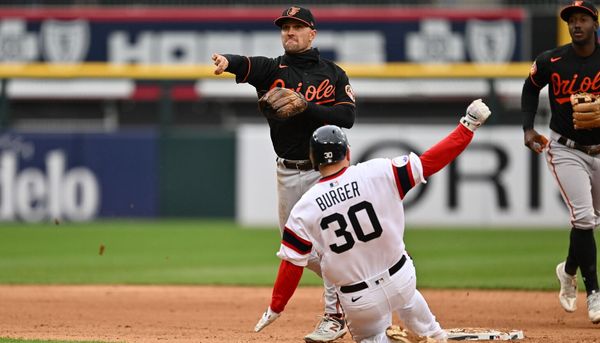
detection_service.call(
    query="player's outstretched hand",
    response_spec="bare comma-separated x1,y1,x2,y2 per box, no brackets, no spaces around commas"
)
460,99,492,132
212,53,228,75
254,307,280,332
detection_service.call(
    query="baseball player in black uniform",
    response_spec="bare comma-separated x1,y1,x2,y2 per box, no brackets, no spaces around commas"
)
521,0,600,324
212,6,356,342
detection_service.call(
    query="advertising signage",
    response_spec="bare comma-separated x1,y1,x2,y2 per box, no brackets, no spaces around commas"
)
0,131,158,222
0,7,527,64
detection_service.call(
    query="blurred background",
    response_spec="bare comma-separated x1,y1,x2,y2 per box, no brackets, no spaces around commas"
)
0,0,575,227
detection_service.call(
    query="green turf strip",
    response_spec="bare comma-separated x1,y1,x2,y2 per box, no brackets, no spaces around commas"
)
0,219,581,289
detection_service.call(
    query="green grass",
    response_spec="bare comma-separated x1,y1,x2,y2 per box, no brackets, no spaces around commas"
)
403,226,570,289
0,220,282,285
0,220,578,289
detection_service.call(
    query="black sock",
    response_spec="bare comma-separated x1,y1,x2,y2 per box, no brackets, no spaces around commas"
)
328,313,343,319
565,228,578,275
570,227,599,295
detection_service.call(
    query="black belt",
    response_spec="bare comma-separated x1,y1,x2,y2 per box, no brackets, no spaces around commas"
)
339,255,407,294
557,136,600,156
280,159,313,171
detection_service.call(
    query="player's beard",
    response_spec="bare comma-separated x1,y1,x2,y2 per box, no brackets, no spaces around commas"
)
570,29,595,46
284,42,301,54
283,38,310,54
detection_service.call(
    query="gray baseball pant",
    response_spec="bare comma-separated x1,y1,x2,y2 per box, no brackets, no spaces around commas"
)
276,159,342,315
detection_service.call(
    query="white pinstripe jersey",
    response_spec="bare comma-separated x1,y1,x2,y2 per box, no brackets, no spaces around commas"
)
277,153,425,286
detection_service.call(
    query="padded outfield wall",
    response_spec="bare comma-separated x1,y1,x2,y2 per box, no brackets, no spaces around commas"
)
237,124,567,228
0,130,235,222
0,125,567,227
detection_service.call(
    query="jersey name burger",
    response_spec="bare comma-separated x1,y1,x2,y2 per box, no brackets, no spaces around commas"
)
552,71,600,103
270,78,335,104
315,181,360,211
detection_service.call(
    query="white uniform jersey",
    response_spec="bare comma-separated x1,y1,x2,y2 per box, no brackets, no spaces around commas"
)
277,153,425,287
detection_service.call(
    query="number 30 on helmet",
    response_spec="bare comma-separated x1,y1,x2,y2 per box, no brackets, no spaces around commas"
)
309,125,349,171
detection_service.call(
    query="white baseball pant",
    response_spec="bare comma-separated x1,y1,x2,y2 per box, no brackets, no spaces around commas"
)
335,255,446,343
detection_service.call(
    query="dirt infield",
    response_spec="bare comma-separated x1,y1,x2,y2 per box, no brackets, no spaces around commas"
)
0,286,598,343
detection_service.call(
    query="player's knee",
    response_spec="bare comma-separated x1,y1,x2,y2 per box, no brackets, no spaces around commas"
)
572,210,597,229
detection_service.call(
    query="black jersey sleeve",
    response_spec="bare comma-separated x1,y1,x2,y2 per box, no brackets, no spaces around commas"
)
223,54,276,86
521,78,542,130
304,67,356,128
305,102,355,128
521,51,551,130
245,56,278,87
222,54,250,83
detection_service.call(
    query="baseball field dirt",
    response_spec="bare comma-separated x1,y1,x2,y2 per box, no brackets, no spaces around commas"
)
0,286,598,343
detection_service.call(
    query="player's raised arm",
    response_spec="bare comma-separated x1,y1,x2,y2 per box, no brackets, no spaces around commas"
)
419,99,491,178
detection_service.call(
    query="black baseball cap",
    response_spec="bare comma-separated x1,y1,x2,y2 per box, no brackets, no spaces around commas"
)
560,1,598,22
274,6,316,29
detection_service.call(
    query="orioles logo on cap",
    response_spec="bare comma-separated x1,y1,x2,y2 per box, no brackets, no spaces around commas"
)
287,6,301,16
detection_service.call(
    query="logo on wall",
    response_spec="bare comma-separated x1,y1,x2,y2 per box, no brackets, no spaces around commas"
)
0,19,90,63
406,20,465,63
0,134,100,222
0,20,37,62
41,20,90,63
466,20,515,63
406,19,517,63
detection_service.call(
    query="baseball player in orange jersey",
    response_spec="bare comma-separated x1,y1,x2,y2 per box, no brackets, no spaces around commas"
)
212,6,355,341
254,99,492,342
521,0,600,324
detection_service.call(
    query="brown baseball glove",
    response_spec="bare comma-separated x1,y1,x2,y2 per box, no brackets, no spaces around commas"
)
570,92,600,129
386,325,438,343
258,87,307,120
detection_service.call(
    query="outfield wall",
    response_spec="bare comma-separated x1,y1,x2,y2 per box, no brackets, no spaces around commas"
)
238,124,568,228
0,130,235,222
0,126,570,226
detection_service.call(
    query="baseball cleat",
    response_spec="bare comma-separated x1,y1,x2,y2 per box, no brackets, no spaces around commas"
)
587,291,600,324
304,314,347,342
556,262,578,312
